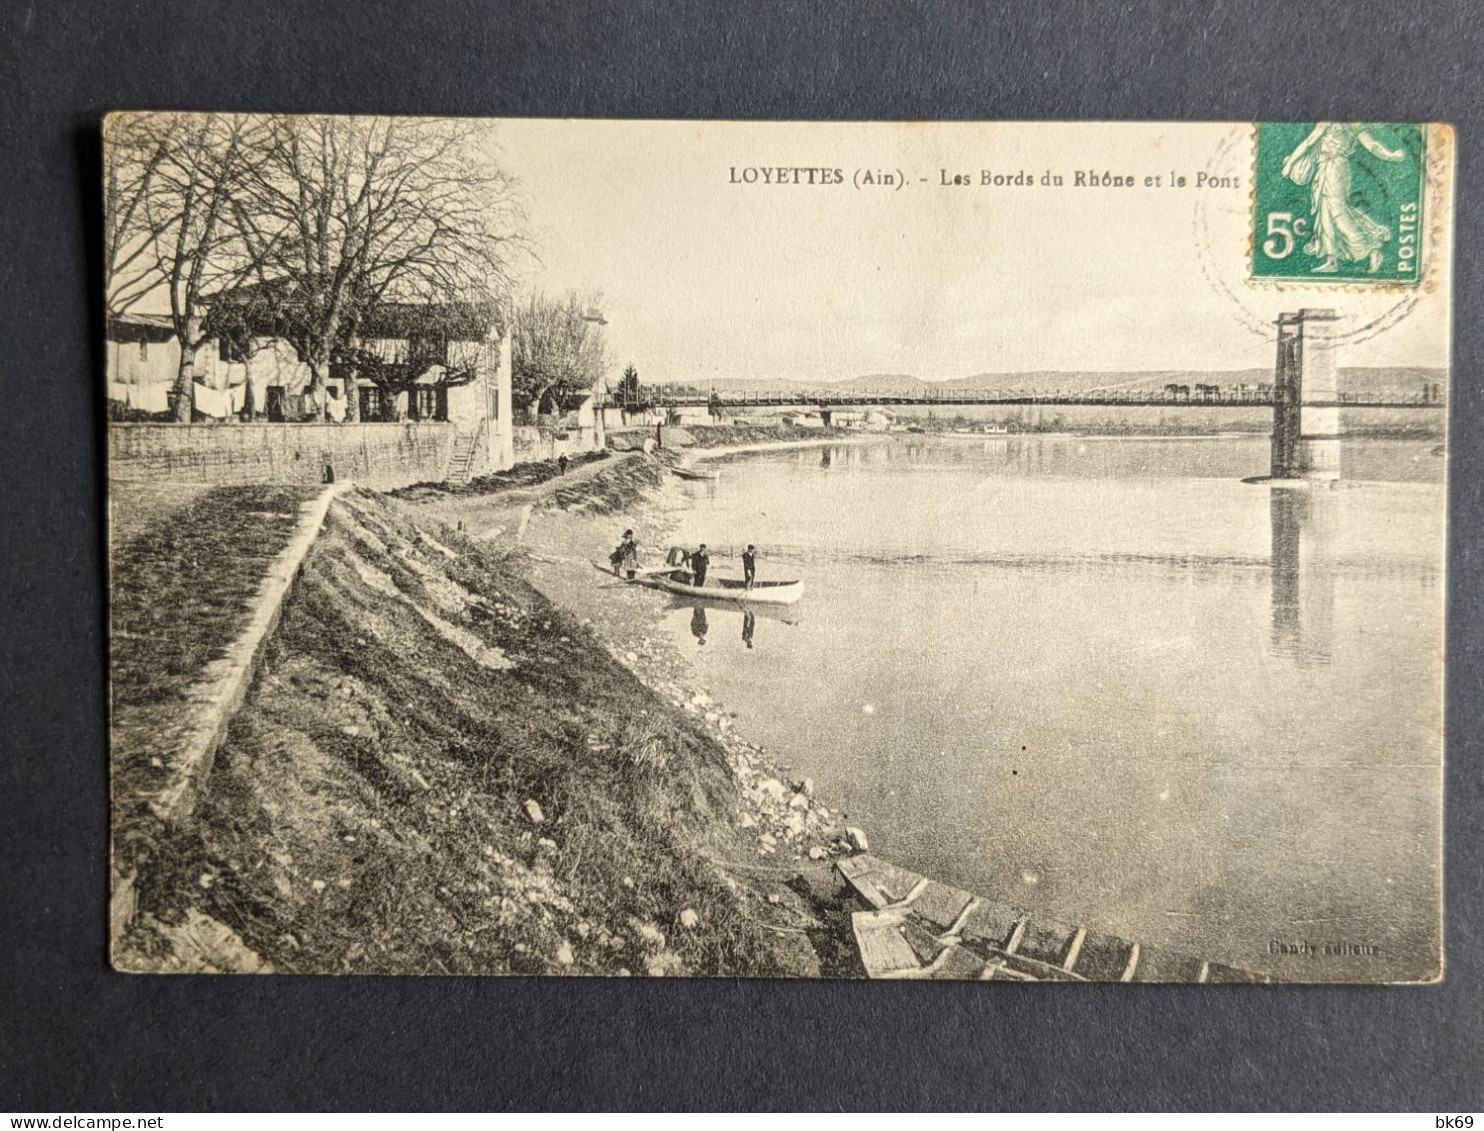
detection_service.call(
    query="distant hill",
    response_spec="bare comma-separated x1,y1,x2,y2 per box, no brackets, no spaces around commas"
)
691,366,1445,396
835,373,935,393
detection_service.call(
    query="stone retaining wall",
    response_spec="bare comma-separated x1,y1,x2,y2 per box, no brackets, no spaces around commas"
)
512,424,604,463
108,422,456,488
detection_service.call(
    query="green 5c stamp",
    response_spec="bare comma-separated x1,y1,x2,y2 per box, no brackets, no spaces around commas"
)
1252,122,1426,285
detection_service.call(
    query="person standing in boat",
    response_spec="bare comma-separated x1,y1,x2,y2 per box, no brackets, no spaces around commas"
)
612,529,640,580
741,544,758,589
691,543,711,587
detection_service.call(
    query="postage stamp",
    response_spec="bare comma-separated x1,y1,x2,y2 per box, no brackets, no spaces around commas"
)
1251,122,1427,285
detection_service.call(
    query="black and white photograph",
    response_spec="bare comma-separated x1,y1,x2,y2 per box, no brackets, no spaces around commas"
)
101,115,1453,984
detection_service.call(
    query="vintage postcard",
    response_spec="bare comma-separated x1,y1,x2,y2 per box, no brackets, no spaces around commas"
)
106,117,1451,981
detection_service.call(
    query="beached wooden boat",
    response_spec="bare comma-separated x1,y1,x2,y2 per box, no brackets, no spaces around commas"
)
646,569,802,605
671,466,719,481
835,854,1270,983
597,564,803,606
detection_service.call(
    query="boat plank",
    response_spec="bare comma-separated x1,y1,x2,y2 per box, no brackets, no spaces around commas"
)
1128,943,1207,983
851,911,923,978
1016,918,1082,968
901,919,948,965
909,880,976,933
1068,928,1137,981
934,944,994,980
837,854,926,909
957,900,1026,951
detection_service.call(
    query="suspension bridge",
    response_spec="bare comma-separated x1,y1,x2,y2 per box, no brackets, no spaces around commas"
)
611,309,1445,480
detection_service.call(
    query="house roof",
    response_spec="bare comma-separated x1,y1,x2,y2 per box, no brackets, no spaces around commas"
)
106,312,177,343
203,279,502,342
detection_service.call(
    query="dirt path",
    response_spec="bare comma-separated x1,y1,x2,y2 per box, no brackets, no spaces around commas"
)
404,452,638,539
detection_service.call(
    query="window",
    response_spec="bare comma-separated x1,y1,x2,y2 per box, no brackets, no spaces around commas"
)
408,335,448,368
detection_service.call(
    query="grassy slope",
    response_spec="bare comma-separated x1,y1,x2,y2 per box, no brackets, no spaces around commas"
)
392,450,610,500
110,484,321,873
140,489,827,976
541,452,674,513
110,484,321,710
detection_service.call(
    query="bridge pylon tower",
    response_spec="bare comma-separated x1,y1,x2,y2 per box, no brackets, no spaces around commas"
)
1271,308,1342,480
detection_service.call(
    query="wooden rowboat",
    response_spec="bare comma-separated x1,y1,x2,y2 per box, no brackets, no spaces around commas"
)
597,564,803,606
671,466,719,481
645,569,802,605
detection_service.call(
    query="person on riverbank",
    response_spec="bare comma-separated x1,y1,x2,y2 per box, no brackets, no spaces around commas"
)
742,544,757,589
692,543,710,587
611,529,639,579
558,453,569,475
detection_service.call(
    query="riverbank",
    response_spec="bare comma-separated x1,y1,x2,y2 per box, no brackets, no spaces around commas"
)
108,435,1347,980
111,457,870,975
432,441,1277,982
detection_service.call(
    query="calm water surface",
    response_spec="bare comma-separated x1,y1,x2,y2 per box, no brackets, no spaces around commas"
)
651,435,1444,980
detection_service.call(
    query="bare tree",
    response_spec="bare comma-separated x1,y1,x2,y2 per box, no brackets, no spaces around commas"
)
231,115,524,421
103,116,171,318
510,291,609,417
334,301,497,421
105,113,274,420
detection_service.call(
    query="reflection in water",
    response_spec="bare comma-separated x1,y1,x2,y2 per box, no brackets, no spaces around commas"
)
657,435,1442,978
791,444,873,471
1269,487,1336,666
663,599,799,654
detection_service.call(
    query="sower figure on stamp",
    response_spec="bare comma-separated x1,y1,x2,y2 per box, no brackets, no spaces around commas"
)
1282,122,1407,274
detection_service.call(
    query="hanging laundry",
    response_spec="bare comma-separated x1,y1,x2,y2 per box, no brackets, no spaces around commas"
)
134,383,170,415
193,381,232,419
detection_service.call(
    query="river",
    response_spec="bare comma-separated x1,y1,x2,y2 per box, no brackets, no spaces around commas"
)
649,434,1445,981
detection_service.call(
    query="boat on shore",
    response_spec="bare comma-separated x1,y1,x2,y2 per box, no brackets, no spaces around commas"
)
596,563,803,606
671,466,719,481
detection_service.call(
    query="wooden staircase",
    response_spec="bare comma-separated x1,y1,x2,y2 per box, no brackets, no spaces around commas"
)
446,424,485,484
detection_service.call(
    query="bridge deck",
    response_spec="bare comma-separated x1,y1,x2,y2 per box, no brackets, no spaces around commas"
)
617,389,1445,410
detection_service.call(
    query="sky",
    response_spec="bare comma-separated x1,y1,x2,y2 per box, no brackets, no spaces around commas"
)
493,120,1452,383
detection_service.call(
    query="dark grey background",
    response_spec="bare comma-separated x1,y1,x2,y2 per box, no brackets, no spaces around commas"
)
1,0,1479,1111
